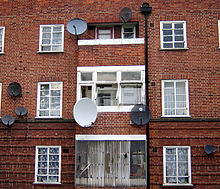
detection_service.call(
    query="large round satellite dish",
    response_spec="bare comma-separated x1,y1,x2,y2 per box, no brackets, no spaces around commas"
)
2,115,15,127
8,82,22,97
131,104,151,126
73,98,97,127
119,7,132,22
67,18,87,35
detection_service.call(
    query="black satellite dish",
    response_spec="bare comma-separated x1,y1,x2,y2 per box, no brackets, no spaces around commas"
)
67,18,87,35
8,82,22,97
2,115,15,127
15,107,28,116
131,104,151,126
204,145,216,155
119,7,132,22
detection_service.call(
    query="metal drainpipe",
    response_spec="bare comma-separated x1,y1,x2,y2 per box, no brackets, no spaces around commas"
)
141,3,152,189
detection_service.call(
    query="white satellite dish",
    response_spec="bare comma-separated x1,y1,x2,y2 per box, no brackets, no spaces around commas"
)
73,98,97,127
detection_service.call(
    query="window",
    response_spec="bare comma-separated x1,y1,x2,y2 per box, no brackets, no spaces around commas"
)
35,146,61,184
0,27,5,53
163,146,192,185
162,80,189,117
160,21,187,49
96,27,113,39
39,25,64,52
122,25,135,39
75,135,146,187
77,66,145,112
37,82,63,118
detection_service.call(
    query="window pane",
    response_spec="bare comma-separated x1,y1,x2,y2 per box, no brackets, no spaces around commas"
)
42,27,51,32
174,42,184,48
50,110,60,116
163,23,172,29
51,83,61,90
42,33,51,38
124,33,134,38
166,177,177,183
53,26,62,32
175,36,184,41
38,169,47,174
81,86,92,99
41,46,51,51
39,110,49,116
48,176,58,182
52,45,62,51
121,85,141,105
81,72,92,81
51,90,61,96
174,23,183,29
163,43,173,48
37,176,47,182
174,29,183,35
178,177,189,184
97,72,116,81
38,148,48,154
163,30,172,35
164,36,172,42
97,84,117,106
121,72,141,81
38,155,47,161
42,39,51,44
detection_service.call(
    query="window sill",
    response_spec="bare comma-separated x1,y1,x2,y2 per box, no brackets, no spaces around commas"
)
97,105,136,112
35,117,63,120
33,182,61,185
162,184,193,187
37,51,64,54
161,115,191,118
78,38,144,46
160,48,189,51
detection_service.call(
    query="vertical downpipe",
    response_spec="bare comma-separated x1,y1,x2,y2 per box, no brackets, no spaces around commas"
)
141,3,152,189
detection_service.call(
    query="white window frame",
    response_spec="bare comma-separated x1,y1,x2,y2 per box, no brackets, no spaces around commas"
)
39,24,64,53
34,146,61,184
218,20,220,48
77,66,145,112
122,25,136,39
160,21,187,50
0,83,2,115
162,80,190,117
36,82,63,118
163,146,192,186
0,26,5,54
75,135,146,187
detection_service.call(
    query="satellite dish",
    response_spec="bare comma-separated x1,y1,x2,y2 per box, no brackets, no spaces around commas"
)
67,18,87,35
204,145,216,155
2,115,15,127
15,107,28,116
73,98,97,127
8,82,22,97
131,104,151,126
119,7,132,22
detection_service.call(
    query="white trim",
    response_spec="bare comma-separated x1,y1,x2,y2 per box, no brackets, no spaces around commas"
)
218,20,220,48
34,146,61,184
78,38,144,46
36,81,63,118
162,79,190,117
160,21,187,49
39,24,64,53
163,146,192,185
76,135,146,141
0,83,2,116
0,26,5,53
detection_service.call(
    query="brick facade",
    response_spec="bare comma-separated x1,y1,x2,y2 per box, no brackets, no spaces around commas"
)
0,0,219,188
